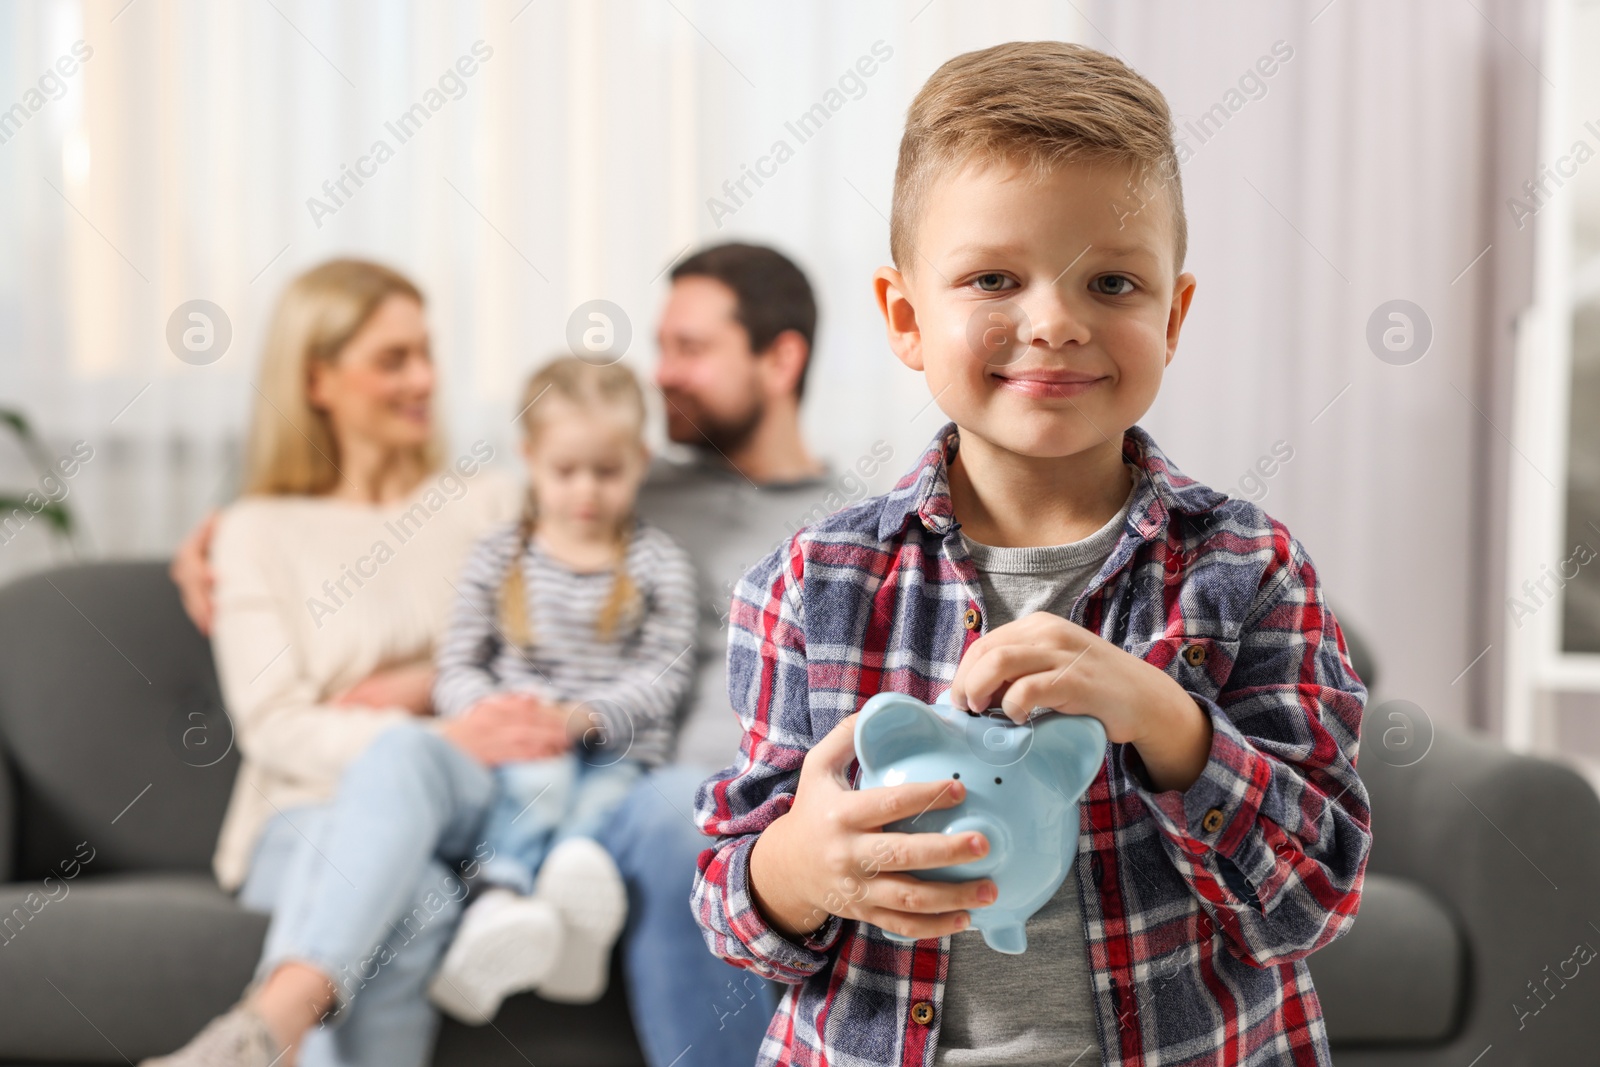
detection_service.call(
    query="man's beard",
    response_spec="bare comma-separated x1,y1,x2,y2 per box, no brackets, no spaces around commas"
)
661,389,764,456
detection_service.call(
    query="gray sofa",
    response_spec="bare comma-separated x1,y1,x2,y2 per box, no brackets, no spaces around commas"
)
0,563,1597,1065
0,563,643,1066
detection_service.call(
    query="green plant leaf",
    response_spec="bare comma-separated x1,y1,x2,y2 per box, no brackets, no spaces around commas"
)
0,409,79,545
0,495,74,539
36,501,74,537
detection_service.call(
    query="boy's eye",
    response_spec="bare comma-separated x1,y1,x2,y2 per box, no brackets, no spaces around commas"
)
971,273,1015,293
1092,275,1135,296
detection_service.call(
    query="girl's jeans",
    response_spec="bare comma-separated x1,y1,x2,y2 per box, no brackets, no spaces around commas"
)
477,754,642,894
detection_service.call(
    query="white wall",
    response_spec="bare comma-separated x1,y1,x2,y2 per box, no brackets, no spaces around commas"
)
0,0,1541,732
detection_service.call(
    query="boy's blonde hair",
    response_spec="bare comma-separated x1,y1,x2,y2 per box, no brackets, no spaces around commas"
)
499,356,647,648
890,41,1186,273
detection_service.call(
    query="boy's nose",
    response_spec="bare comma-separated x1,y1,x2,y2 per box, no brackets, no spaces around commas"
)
1023,287,1092,350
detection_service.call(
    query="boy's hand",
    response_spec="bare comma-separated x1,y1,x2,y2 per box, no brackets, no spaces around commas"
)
748,714,998,942
949,612,1213,792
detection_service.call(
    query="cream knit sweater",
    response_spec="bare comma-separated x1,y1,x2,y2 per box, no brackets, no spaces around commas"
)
209,461,519,889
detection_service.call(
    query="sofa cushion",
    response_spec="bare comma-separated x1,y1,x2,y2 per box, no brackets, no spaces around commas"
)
1309,872,1464,1044
0,871,267,1062
0,563,238,879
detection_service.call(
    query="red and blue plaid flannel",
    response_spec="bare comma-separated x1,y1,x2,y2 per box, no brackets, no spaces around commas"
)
693,422,1370,1067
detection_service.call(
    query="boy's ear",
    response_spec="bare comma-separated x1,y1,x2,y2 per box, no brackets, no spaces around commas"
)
873,266,923,372
1164,272,1197,368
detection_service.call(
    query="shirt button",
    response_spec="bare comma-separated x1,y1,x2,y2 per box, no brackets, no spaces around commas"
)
963,606,981,631
1201,808,1225,834
911,1001,935,1026
1183,643,1207,667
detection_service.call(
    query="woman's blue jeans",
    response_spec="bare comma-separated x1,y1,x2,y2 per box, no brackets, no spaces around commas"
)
237,724,772,1067
239,724,493,1067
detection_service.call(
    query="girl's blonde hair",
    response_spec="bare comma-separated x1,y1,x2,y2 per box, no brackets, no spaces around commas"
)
498,356,649,647
243,258,442,496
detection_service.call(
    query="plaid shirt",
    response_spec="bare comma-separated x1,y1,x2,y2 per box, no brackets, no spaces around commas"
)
692,422,1371,1067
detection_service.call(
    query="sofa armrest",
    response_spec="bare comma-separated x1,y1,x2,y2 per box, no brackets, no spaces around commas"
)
1362,721,1600,902
1357,718,1600,1053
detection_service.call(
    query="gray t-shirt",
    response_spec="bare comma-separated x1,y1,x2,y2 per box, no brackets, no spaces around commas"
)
637,449,871,771
936,487,1133,1067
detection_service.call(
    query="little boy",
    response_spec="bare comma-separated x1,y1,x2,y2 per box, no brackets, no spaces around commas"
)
692,41,1370,1067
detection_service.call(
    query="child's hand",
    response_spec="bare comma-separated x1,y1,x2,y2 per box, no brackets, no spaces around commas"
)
748,714,998,942
948,612,1213,792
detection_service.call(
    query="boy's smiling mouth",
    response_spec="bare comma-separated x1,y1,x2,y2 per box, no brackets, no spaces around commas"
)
989,367,1108,399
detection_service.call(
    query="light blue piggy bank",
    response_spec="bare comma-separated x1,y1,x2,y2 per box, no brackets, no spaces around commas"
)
853,691,1107,954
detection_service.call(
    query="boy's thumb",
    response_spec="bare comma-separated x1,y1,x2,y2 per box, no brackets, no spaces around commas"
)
807,713,861,778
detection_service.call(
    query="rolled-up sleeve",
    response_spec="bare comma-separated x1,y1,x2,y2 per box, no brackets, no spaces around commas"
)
691,535,842,982
1123,530,1371,967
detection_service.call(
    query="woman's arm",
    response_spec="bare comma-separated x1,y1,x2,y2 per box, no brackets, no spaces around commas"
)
334,660,436,714
210,508,415,784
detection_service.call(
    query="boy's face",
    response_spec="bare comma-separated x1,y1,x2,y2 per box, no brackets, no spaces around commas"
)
875,157,1195,462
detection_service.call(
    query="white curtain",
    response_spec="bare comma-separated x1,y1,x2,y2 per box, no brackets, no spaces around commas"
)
0,0,1539,733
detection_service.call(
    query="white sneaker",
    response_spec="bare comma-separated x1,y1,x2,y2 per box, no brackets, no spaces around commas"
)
428,888,564,1024
532,838,628,1004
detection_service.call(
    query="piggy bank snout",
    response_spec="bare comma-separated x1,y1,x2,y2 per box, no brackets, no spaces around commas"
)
940,814,1009,877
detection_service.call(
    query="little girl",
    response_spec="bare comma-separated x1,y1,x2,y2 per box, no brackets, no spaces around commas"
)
427,356,696,1023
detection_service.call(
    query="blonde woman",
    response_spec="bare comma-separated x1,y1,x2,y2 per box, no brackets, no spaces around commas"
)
145,259,564,1067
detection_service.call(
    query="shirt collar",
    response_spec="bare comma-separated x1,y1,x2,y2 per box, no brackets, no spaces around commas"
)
879,421,1229,543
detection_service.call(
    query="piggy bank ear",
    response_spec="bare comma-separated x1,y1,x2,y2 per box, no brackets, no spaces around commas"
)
1031,715,1108,801
855,693,943,776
